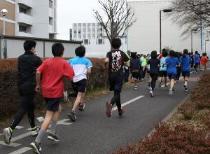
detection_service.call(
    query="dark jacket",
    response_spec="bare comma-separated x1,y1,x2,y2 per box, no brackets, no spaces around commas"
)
130,58,140,72
18,51,42,95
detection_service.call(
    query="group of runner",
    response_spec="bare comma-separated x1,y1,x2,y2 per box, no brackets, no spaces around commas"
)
1,38,208,154
129,49,209,97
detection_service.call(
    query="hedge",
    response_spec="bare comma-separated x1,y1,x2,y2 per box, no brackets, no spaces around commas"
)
0,58,108,119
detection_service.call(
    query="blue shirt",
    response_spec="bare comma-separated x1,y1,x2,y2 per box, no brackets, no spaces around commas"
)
180,55,190,72
68,56,93,82
166,57,179,74
194,54,200,64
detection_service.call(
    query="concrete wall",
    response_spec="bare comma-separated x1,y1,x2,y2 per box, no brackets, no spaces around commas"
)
0,36,81,58
128,0,207,55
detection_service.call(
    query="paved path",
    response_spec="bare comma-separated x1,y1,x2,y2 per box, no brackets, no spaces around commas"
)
0,74,200,154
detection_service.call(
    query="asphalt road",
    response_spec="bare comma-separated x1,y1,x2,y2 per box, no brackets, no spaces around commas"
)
0,74,200,154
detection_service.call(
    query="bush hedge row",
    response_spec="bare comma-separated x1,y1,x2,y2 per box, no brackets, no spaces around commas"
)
0,58,108,119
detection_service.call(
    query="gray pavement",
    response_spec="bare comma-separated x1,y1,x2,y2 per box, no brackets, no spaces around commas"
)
0,74,200,154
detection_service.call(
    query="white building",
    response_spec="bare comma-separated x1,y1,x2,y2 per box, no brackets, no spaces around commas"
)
0,0,57,39
128,0,210,56
71,23,127,57
16,0,57,39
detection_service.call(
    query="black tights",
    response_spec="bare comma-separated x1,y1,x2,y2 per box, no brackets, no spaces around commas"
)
10,95,35,130
150,73,158,90
111,91,122,112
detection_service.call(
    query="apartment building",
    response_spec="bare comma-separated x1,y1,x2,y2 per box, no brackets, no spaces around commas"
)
0,0,16,36
71,23,105,45
71,23,127,57
0,0,57,39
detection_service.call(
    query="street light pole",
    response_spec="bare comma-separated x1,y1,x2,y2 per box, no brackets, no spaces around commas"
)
0,9,8,59
159,9,172,53
159,10,162,53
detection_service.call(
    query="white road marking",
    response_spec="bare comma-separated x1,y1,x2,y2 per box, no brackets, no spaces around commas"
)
112,95,145,111
0,95,145,151
8,147,32,154
57,119,72,126
11,132,32,142
0,141,21,147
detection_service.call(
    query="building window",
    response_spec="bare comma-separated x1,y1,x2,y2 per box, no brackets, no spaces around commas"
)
49,17,53,25
19,23,31,33
49,34,55,39
98,39,103,45
84,39,89,45
69,29,72,40
19,4,31,15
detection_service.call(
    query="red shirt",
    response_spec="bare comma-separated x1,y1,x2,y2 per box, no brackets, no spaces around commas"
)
200,56,208,65
37,57,74,98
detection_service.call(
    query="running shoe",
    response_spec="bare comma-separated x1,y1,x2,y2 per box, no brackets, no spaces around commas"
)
68,111,77,122
150,90,154,97
118,109,124,117
106,102,112,118
47,131,60,142
29,126,40,136
161,85,166,88
78,103,86,111
30,142,42,154
3,127,13,144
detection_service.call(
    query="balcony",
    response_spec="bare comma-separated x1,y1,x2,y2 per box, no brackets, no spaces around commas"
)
16,32,32,37
18,0,33,8
17,13,33,25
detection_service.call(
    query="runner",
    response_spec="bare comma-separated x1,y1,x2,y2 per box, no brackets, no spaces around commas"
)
194,51,200,73
3,40,42,144
166,50,179,95
67,45,93,122
148,50,160,97
30,43,74,154
200,53,208,71
130,52,140,90
180,49,191,92
105,38,129,117
159,49,168,88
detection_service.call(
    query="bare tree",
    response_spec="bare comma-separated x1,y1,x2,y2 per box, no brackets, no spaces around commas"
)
94,0,136,44
169,0,210,35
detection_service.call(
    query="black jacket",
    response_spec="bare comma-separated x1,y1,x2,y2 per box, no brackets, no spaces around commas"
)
18,51,42,95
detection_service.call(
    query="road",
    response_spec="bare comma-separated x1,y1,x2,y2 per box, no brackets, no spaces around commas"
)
0,75,200,154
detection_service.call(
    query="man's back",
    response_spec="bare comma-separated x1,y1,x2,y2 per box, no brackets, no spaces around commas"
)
106,50,129,73
18,51,42,95
37,57,74,98
166,57,178,74
181,55,190,71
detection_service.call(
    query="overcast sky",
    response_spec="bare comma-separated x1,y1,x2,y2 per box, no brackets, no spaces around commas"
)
57,0,161,40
